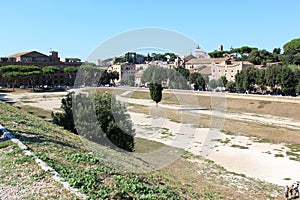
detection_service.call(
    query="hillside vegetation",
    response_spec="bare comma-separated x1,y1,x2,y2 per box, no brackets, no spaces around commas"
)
0,100,283,199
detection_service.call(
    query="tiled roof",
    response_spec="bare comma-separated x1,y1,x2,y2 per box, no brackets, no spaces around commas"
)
8,51,30,57
186,57,228,65
8,51,49,58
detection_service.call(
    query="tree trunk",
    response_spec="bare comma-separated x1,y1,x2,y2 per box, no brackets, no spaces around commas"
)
12,79,16,92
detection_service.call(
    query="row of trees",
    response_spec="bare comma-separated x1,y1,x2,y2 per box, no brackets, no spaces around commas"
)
233,65,300,96
0,64,119,91
0,65,77,90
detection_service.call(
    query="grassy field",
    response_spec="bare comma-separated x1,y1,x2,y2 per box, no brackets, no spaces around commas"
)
0,96,285,199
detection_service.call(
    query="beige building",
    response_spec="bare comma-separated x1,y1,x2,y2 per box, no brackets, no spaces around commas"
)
211,60,253,81
109,63,136,82
185,57,253,82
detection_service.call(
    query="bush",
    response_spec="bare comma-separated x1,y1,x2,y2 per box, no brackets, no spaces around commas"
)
52,91,135,151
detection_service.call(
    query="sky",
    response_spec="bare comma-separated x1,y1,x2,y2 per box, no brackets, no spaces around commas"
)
1,0,300,62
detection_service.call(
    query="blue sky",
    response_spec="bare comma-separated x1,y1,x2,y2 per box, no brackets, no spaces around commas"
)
1,0,300,61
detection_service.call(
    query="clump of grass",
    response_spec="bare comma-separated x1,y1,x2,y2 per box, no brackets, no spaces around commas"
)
230,144,249,149
252,137,276,144
229,171,246,178
274,153,284,157
0,140,10,149
212,138,231,144
161,128,175,138
221,130,236,136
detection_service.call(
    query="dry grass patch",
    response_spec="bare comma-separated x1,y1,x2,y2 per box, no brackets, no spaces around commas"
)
0,140,77,199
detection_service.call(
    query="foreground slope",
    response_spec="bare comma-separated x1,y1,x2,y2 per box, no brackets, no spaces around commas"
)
0,100,284,199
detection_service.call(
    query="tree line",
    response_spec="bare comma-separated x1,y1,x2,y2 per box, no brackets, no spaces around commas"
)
141,65,204,90
0,64,119,91
233,65,300,96
141,65,229,91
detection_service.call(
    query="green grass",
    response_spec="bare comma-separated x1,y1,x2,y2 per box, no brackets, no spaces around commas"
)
0,140,10,149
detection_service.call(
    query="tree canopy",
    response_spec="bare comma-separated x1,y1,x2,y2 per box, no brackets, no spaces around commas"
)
189,73,206,91
235,65,298,95
0,65,40,90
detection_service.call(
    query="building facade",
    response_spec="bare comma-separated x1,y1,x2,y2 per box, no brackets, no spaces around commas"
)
185,57,254,82
109,63,136,82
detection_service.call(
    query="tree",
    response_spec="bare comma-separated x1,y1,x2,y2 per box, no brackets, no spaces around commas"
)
208,79,218,89
167,69,189,90
64,67,78,86
149,82,163,106
42,66,59,86
247,49,275,65
218,76,228,87
209,51,229,58
141,65,168,85
0,65,40,91
76,64,104,87
52,92,77,133
175,66,190,80
273,48,281,55
120,74,135,86
282,38,300,65
189,73,206,90
256,68,267,92
296,82,300,95
235,67,258,92
226,81,236,92
240,46,254,55
109,71,119,85
52,91,135,151
283,38,300,54
280,66,296,95
265,65,281,90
